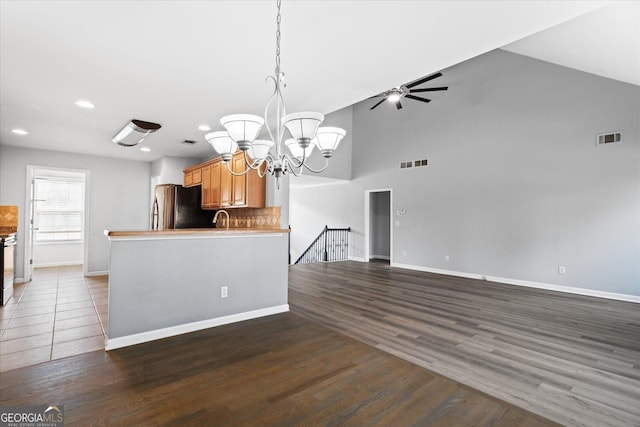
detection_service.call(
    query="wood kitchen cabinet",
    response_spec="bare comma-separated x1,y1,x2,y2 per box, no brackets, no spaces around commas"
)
201,164,212,208
231,151,265,208
186,152,265,210
183,165,202,187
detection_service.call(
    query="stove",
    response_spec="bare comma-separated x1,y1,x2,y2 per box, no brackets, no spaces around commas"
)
1,233,16,305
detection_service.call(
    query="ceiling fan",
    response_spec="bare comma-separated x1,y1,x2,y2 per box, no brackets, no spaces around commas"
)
369,72,448,110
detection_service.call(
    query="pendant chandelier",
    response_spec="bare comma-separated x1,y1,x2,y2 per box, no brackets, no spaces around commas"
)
205,0,346,188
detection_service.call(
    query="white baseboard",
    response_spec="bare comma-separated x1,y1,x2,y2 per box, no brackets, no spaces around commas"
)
84,270,109,277
14,277,27,284
105,304,290,350
390,262,640,304
349,256,368,262
34,261,83,268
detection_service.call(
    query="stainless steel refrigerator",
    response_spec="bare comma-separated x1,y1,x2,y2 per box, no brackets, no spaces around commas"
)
152,184,213,230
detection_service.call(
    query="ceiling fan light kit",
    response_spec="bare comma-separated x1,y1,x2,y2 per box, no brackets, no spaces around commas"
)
370,72,448,111
205,0,347,189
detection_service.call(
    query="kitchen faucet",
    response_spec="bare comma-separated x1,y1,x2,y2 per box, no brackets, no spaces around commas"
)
212,210,230,229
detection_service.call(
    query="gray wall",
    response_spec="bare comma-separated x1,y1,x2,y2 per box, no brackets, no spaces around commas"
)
152,156,200,185
300,105,354,181
108,233,288,339
291,49,639,297
0,145,151,277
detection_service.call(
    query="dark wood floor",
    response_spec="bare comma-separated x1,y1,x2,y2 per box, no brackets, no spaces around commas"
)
0,312,556,426
288,261,640,427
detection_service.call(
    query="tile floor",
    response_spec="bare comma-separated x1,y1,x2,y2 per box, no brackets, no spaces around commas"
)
0,265,108,372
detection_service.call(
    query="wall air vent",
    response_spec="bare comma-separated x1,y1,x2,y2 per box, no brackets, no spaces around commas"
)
400,159,428,169
596,131,622,146
182,140,198,145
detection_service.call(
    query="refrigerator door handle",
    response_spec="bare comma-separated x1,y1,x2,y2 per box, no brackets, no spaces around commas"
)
152,199,159,230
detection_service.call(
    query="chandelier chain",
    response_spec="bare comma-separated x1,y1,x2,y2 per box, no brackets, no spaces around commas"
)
275,0,282,73
208,0,345,189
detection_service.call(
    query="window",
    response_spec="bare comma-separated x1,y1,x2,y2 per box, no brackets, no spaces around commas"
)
34,177,84,242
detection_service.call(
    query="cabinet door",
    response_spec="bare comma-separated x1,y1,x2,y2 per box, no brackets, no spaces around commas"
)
210,161,222,208
220,161,232,207
201,165,211,208
192,168,202,185
232,153,247,207
184,171,193,187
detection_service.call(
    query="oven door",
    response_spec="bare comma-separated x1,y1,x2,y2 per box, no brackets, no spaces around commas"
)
2,237,16,305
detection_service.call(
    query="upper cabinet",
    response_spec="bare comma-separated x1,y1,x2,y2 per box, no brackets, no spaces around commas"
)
183,165,203,188
184,152,266,210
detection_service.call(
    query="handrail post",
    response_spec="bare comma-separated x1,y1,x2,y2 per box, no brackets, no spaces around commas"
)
323,225,328,261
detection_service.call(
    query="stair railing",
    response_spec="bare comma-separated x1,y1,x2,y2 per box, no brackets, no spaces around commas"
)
294,226,351,264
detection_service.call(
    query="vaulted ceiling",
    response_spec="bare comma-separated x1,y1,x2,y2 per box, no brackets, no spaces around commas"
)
1,1,636,162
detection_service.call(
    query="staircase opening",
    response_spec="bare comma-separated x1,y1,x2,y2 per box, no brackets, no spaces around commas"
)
294,226,351,264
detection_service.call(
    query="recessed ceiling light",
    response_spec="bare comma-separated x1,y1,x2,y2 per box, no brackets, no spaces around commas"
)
12,129,28,135
198,124,211,131
140,147,151,152
75,100,95,109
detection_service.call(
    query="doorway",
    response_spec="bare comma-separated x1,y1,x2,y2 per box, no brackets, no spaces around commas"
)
364,189,392,264
24,166,89,282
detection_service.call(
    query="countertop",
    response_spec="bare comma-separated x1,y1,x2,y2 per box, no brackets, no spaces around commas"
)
105,228,290,238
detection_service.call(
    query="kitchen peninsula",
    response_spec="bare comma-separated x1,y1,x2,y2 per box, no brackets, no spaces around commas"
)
104,228,289,350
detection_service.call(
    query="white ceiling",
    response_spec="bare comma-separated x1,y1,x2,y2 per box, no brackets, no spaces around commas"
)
1,0,634,163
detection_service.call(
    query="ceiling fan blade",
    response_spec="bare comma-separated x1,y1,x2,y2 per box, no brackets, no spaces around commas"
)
406,94,431,103
409,86,448,93
406,72,443,89
370,98,386,110
367,93,384,100
396,100,403,110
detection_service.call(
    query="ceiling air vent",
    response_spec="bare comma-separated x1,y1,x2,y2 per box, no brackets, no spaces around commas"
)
596,131,622,146
182,139,198,145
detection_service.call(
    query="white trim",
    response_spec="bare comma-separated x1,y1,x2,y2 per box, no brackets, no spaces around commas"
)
14,277,27,284
105,304,290,350
390,262,640,304
106,232,286,242
84,270,109,277
33,261,82,268
25,165,90,280
349,256,368,262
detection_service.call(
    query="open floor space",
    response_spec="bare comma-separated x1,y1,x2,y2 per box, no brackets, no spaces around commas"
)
0,266,107,372
289,261,640,427
1,262,638,425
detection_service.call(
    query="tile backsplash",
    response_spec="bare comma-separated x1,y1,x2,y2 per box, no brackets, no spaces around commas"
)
0,205,18,233
218,206,281,229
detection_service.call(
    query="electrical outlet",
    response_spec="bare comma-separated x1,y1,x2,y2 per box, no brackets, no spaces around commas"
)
402,250,407,257
221,286,228,298
445,255,450,261
558,266,566,275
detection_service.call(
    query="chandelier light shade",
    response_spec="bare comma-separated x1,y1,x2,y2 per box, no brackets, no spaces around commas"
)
205,0,347,188
281,112,324,147
248,139,274,161
285,138,315,160
314,127,346,158
220,114,264,150
205,131,237,161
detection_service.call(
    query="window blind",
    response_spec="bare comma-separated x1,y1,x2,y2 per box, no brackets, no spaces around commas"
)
34,179,84,242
